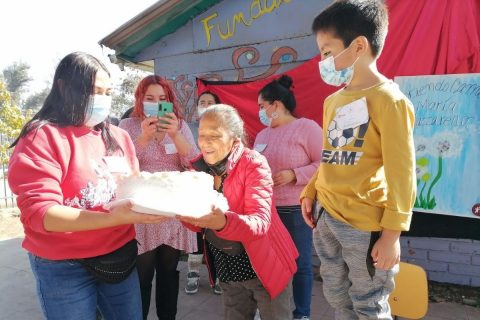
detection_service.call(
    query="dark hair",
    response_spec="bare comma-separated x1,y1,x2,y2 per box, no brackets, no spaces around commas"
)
131,75,183,122
108,116,120,126
10,52,121,154
198,91,221,105
258,75,296,114
120,107,134,120
311,0,388,57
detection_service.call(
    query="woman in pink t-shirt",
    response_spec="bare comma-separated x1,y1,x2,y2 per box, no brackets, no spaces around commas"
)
119,75,198,320
254,75,323,320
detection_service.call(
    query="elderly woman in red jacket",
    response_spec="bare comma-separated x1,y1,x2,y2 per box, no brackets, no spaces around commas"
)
178,104,298,320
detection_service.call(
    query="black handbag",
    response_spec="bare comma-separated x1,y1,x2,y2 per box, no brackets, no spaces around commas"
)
76,239,138,283
204,229,245,256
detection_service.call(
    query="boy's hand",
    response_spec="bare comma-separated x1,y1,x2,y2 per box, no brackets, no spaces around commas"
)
301,197,315,228
371,229,401,270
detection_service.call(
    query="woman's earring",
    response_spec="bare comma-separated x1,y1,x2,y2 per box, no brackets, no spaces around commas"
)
271,111,279,119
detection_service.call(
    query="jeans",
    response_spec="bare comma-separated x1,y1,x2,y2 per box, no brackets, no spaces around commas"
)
28,253,142,320
277,205,313,318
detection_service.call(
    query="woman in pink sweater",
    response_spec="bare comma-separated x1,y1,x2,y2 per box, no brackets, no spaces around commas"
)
254,75,323,320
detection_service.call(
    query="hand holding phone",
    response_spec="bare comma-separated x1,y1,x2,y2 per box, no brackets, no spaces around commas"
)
158,102,173,122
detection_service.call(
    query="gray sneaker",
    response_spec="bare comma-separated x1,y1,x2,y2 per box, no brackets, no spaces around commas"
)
294,317,310,320
185,272,200,294
213,278,222,295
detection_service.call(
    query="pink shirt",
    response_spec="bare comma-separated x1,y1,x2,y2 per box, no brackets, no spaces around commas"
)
254,118,323,206
119,117,199,254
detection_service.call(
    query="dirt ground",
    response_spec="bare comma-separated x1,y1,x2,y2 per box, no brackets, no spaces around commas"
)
0,207,23,240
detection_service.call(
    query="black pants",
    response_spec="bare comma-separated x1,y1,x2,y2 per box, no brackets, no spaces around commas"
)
137,245,180,320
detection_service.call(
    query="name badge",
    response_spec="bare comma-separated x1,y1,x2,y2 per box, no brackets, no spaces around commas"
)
254,144,267,153
103,156,131,174
165,143,178,155
335,97,369,129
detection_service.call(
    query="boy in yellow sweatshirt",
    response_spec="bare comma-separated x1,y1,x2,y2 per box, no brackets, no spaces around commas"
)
300,1,416,319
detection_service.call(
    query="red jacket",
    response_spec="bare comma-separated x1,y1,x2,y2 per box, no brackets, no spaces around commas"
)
187,143,298,299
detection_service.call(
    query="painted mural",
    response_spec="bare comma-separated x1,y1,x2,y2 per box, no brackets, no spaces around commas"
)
148,0,330,121
396,74,480,219
232,46,298,81
168,45,300,122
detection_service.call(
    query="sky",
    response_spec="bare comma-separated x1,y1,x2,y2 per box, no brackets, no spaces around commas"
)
0,0,158,93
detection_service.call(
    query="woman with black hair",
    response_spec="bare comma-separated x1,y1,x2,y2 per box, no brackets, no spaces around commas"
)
254,75,323,320
8,52,165,320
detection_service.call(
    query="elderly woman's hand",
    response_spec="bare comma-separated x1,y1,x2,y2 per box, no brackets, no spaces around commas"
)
177,206,227,230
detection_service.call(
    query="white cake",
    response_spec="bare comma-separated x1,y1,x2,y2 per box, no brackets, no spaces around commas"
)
115,171,229,217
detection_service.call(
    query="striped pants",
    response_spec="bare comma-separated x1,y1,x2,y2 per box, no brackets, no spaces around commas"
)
313,210,398,320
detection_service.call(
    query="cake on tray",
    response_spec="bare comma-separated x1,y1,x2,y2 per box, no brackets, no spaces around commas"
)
115,171,228,217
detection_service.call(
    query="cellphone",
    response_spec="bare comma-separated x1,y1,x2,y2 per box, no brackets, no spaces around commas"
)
158,102,173,118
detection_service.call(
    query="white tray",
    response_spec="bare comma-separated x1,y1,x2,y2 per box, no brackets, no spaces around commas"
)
105,195,229,218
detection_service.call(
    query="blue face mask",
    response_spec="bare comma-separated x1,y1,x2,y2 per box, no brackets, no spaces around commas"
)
319,45,357,86
259,108,272,127
84,95,111,127
143,101,159,117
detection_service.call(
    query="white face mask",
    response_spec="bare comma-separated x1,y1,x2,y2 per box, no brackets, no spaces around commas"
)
319,45,357,86
84,95,111,127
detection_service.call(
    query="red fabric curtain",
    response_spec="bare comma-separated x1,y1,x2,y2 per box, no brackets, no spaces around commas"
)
197,0,480,144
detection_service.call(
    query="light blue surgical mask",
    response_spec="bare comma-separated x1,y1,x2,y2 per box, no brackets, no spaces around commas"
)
84,95,111,127
143,101,159,117
319,45,357,86
259,107,272,127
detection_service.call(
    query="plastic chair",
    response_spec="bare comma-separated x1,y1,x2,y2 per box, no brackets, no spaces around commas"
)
389,262,429,319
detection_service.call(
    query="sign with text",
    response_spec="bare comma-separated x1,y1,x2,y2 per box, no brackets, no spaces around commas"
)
192,0,329,51
396,74,480,219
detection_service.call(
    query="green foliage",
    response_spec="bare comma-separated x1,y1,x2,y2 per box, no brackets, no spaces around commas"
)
0,81,33,164
2,61,32,104
111,67,150,118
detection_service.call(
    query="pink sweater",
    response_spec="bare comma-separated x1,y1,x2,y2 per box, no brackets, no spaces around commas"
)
254,118,323,206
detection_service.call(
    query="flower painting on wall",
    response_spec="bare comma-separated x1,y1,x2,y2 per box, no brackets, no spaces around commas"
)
396,74,480,219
